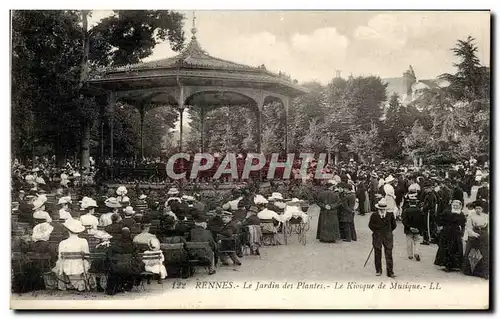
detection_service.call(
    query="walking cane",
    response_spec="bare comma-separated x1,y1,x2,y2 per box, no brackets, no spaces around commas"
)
427,211,431,243
363,247,374,267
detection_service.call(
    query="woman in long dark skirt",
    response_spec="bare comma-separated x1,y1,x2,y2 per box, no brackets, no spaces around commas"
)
463,201,489,279
434,200,466,272
316,183,342,243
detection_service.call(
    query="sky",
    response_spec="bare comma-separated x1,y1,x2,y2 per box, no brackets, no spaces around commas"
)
89,10,490,84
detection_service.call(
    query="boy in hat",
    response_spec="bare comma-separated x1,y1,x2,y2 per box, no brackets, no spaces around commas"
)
369,198,397,277
218,211,242,266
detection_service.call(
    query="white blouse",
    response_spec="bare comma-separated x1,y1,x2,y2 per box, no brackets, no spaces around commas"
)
465,212,489,238
53,236,90,276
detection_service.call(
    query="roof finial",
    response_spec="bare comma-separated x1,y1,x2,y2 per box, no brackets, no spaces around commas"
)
191,11,197,39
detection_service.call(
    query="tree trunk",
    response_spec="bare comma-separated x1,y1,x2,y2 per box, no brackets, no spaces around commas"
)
334,151,340,165
55,132,65,167
79,10,91,169
81,121,91,169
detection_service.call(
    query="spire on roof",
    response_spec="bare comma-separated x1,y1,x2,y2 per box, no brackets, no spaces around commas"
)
191,11,197,40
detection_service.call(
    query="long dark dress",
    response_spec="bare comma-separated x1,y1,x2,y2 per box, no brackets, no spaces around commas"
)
316,189,341,242
463,225,489,279
434,211,466,270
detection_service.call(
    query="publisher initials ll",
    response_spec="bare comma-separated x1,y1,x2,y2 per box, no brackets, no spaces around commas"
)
429,282,441,290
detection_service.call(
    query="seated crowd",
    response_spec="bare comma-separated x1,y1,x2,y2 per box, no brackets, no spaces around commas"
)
11,182,310,295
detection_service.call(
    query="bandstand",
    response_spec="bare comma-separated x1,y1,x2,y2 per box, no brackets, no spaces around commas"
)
85,17,308,174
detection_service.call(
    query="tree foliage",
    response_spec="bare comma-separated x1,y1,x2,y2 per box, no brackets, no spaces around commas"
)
12,10,185,165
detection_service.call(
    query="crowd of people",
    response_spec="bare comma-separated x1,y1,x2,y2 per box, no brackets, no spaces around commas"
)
314,158,489,279
11,155,490,296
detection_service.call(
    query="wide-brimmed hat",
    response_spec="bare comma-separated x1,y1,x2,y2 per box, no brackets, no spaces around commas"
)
375,198,388,210
165,197,181,207
221,211,233,217
105,197,122,208
254,194,268,205
94,231,113,241
33,210,52,221
139,194,147,200
123,206,136,215
116,186,128,196
182,195,195,201
32,197,47,210
268,192,283,201
167,187,179,195
370,172,378,178
57,196,72,205
80,197,98,210
32,168,40,172
148,238,160,250
32,222,54,242
385,175,395,184
63,218,85,233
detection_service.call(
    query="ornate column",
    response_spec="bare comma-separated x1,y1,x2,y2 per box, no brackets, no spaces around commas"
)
283,96,290,155
108,92,115,179
177,87,185,152
200,106,205,153
256,108,262,154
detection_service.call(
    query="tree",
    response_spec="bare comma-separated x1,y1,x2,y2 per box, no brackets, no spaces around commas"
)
402,120,432,161
261,126,281,155
440,36,489,103
348,122,380,163
301,119,327,154
11,10,186,166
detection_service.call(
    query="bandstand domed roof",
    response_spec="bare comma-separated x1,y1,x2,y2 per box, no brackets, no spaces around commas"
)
87,22,308,107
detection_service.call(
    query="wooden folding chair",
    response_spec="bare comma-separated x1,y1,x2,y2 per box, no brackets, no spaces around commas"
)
60,252,93,291
138,252,164,290
185,242,213,274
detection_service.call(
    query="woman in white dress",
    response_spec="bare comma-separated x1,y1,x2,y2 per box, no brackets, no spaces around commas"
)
142,238,167,282
57,196,73,220
100,197,121,227
79,198,99,232
52,219,95,291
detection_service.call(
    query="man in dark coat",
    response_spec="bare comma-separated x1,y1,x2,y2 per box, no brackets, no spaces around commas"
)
421,183,438,245
402,192,424,261
356,181,367,216
339,183,357,242
437,181,452,218
477,177,489,203
188,216,217,274
451,179,465,207
369,198,397,278
105,213,124,244
368,172,379,212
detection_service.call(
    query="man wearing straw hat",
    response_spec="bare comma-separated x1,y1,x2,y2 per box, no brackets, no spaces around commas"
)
368,198,397,278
